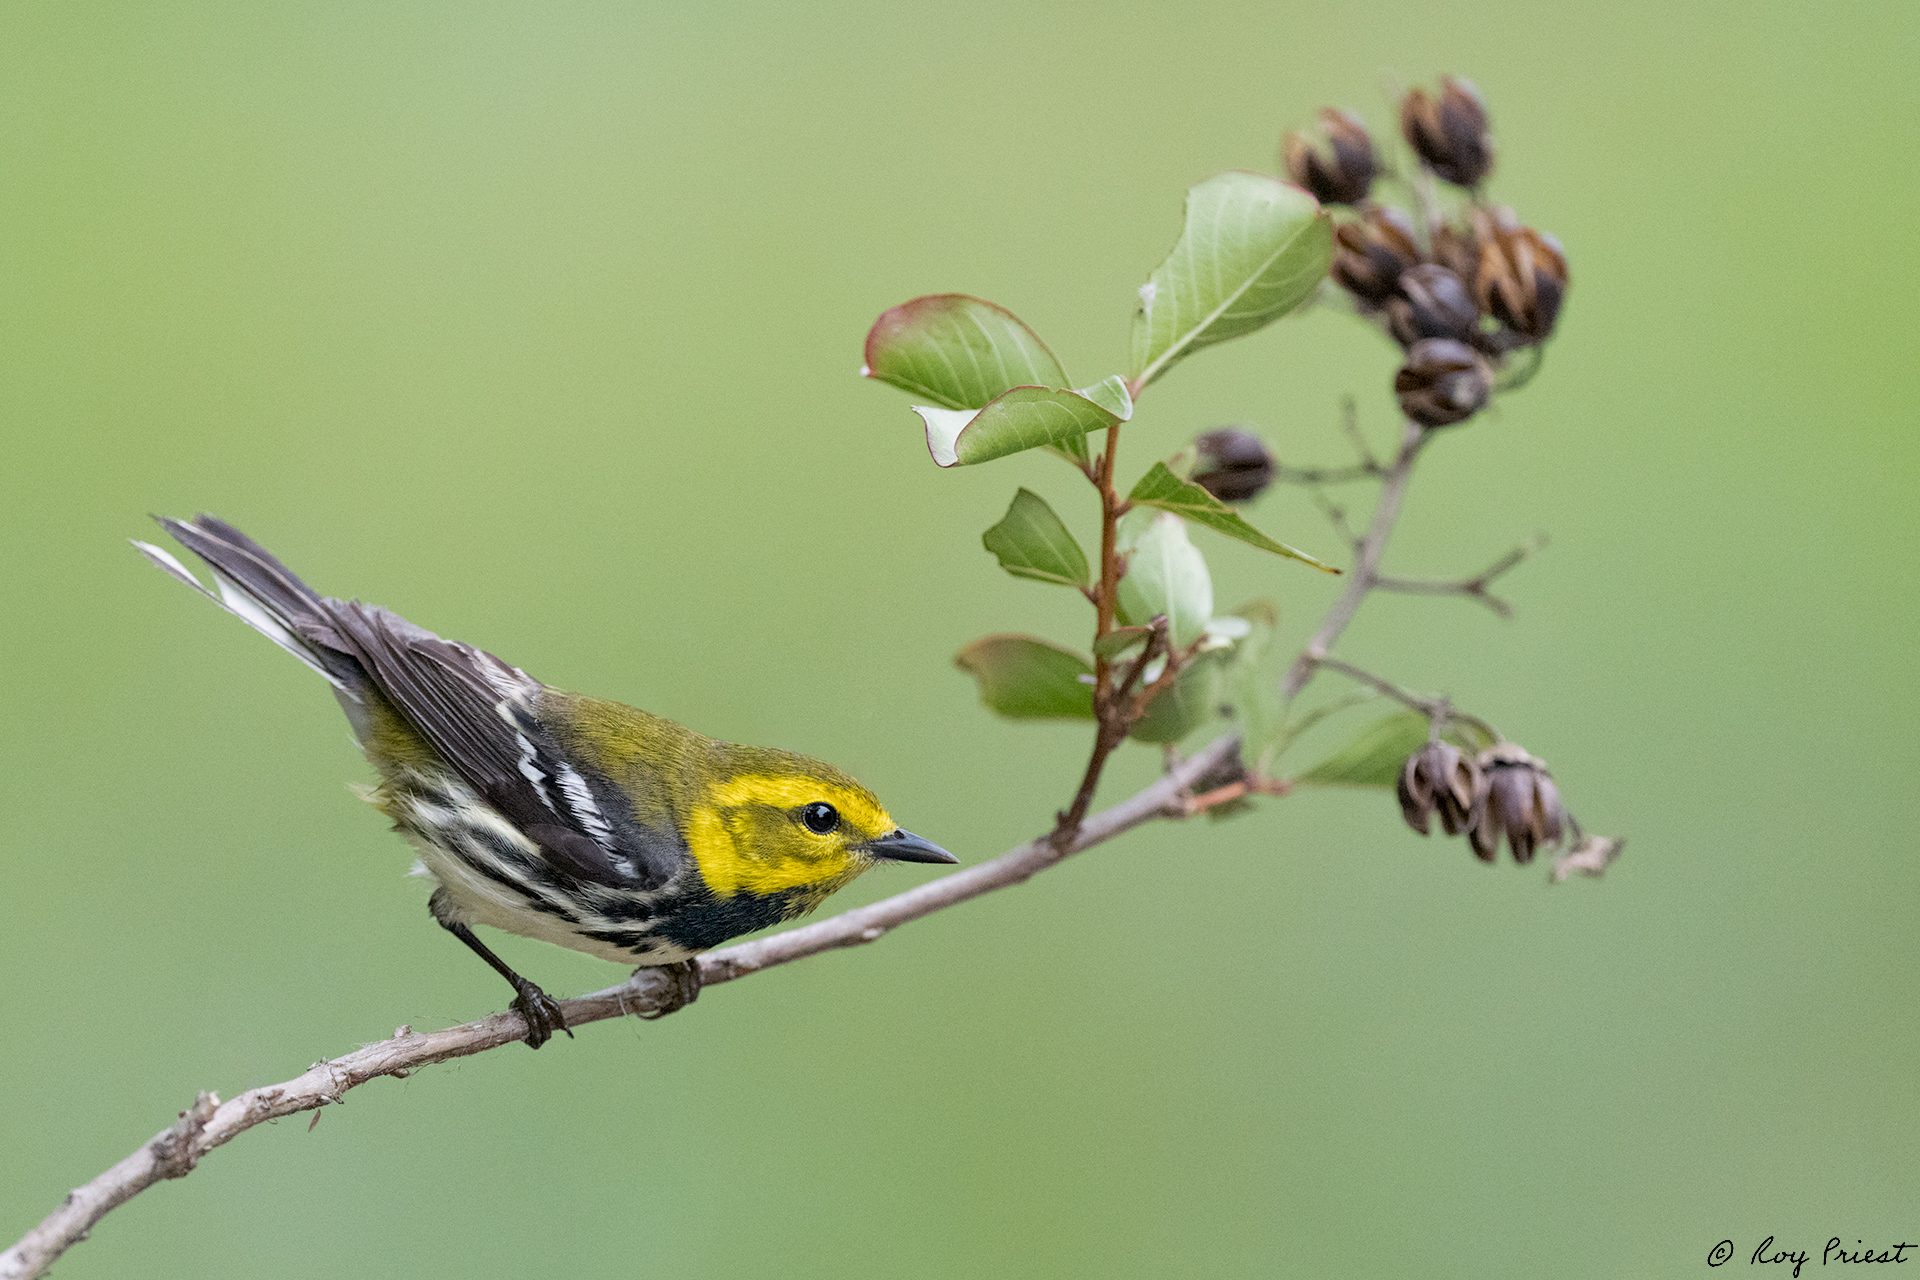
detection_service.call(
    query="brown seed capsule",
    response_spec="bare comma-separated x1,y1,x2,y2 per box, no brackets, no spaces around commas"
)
1386,264,1480,346
1399,76,1494,188
1283,108,1378,206
1397,740,1485,837
1191,427,1276,504
1476,225,1568,343
1394,338,1493,428
1428,205,1519,291
1428,221,1480,286
1331,205,1420,305
1467,745,1567,864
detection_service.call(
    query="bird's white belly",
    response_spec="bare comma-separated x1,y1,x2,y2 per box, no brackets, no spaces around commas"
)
393,791,696,967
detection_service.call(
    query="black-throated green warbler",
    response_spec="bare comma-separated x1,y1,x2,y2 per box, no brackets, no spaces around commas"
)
136,516,956,1046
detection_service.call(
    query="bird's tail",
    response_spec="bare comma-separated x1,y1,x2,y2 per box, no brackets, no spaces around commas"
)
134,515,359,692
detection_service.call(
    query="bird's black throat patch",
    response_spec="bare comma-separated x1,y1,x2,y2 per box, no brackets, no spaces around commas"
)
647,884,801,954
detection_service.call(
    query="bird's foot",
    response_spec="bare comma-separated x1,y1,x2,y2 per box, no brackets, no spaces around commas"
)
510,979,573,1049
637,959,702,1020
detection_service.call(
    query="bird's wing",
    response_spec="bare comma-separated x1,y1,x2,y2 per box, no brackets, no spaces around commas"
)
326,602,677,891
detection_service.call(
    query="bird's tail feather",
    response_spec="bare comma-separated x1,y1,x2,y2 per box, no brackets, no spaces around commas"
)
135,515,358,692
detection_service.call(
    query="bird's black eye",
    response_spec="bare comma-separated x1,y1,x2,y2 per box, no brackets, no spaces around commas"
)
800,802,840,835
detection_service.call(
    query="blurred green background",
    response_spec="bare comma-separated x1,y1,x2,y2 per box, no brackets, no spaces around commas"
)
4,1,1915,1276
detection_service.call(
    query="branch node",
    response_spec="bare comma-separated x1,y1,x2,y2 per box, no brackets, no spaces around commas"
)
153,1093,219,1180
1371,534,1541,619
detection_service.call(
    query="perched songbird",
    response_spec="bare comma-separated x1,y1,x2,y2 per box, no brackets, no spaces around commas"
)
136,516,956,1046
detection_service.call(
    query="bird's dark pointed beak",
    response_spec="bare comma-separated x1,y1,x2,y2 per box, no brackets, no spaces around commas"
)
863,828,959,865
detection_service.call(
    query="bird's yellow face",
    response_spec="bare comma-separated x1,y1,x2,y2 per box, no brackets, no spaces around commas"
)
684,767,954,901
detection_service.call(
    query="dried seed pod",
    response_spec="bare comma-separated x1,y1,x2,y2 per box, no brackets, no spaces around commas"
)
1283,108,1378,206
1386,264,1480,346
1468,745,1567,864
1394,338,1493,428
1399,76,1494,188
1428,220,1481,286
1429,205,1519,290
1331,205,1421,305
1476,225,1568,343
1470,205,1519,246
1397,740,1485,837
1191,427,1276,504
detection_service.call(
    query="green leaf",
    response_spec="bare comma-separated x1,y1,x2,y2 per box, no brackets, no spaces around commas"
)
1271,689,1379,757
1215,603,1286,772
1075,374,1133,419
1047,432,1092,467
863,294,1067,409
1129,172,1333,391
953,635,1095,720
981,489,1090,588
1114,503,1159,551
1116,512,1212,648
911,377,1132,468
1294,711,1430,788
1128,462,1339,574
1130,652,1225,744
1447,718,1500,755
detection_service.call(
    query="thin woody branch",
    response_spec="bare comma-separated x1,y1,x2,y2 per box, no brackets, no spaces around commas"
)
1050,422,1128,850
1310,654,1454,717
1112,616,1171,711
1338,396,1379,471
1271,459,1382,486
0,736,1240,1280
1272,418,1509,765
1373,535,1544,619
1308,486,1364,550
1283,418,1428,702
1271,398,1385,487
1309,655,1501,745
1164,775,1291,819
1051,420,1179,853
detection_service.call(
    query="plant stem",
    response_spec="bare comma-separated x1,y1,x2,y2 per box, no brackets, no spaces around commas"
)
1372,535,1543,619
1052,424,1128,848
1271,460,1382,486
1310,655,1502,746
1092,424,1121,662
1282,419,1427,702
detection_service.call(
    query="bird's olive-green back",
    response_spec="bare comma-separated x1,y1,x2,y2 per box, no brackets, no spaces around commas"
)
541,690,895,900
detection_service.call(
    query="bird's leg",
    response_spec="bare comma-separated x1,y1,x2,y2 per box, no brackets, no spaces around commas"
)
636,958,703,1019
445,920,572,1049
429,896,572,1049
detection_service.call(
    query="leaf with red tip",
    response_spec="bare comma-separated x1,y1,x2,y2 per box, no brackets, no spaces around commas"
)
864,294,1067,410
